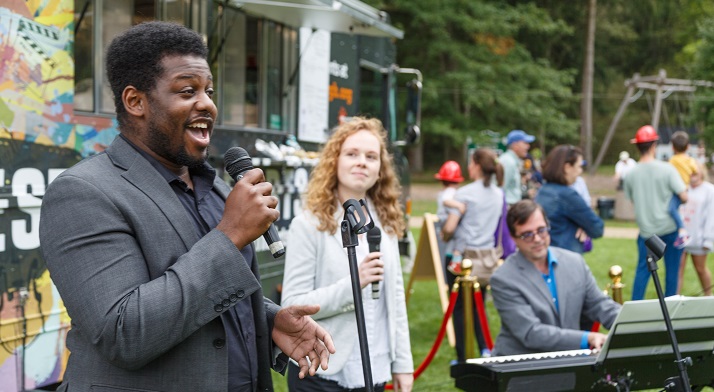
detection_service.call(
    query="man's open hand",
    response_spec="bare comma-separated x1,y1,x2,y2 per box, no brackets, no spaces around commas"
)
272,305,336,379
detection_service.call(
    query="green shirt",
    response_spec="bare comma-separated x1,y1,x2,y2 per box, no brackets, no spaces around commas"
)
623,160,686,237
500,149,522,204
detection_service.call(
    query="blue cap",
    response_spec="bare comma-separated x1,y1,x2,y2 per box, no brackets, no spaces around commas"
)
506,130,536,145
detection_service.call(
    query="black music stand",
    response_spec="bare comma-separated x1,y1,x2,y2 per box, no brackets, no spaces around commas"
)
596,296,714,391
643,235,692,391
341,199,375,391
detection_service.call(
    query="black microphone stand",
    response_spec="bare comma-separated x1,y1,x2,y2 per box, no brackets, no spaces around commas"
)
644,236,692,392
341,199,375,392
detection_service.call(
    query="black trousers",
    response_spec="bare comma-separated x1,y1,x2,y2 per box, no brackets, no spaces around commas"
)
287,362,386,392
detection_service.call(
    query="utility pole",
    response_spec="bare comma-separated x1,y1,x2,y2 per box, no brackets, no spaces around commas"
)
580,0,596,165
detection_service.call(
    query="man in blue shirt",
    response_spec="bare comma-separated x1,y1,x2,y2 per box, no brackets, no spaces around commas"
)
489,200,621,356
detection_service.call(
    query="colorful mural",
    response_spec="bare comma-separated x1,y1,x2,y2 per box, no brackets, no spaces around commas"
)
0,1,115,390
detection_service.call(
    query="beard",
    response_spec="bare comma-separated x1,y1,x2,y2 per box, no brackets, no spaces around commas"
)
146,120,207,170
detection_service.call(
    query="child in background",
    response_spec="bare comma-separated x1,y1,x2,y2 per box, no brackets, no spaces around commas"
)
677,161,714,296
434,161,466,273
669,131,699,248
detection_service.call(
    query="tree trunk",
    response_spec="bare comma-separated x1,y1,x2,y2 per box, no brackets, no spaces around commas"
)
408,143,424,173
580,0,596,164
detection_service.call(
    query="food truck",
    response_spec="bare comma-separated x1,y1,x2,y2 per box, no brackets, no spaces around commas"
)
0,0,421,390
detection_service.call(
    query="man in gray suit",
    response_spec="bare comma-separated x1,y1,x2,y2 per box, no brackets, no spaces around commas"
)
490,200,620,356
39,22,334,391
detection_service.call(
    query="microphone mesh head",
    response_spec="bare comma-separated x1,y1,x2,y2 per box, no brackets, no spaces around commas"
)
224,147,253,177
367,226,381,244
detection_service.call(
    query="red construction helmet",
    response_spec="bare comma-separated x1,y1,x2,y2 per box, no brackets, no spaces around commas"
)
630,125,660,144
434,160,464,183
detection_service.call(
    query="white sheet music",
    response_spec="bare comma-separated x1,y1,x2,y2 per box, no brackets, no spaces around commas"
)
596,296,714,363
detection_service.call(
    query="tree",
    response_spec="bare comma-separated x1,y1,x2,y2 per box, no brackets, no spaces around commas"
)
363,0,714,168
581,0,597,165
690,16,714,149
368,0,578,168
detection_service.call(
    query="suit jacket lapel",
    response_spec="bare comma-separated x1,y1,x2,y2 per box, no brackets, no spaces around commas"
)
106,136,199,248
515,253,560,321
551,251,570,326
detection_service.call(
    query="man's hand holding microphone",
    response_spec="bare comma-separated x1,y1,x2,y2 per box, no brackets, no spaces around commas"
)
218,147,335,378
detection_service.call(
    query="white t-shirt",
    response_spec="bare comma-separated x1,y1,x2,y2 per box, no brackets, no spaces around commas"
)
681,181,714,250
436,186,458,222
615,158,637,179
448,179,504,251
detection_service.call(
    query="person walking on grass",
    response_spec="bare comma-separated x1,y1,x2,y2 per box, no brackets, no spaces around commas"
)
623,125,688,300
677,161,714,296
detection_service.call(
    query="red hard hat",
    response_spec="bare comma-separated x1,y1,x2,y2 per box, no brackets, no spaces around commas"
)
630,125,659,144
434,160,464,183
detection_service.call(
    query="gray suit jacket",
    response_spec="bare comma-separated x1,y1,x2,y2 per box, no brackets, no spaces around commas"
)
490,247,621,356
39,136,282,391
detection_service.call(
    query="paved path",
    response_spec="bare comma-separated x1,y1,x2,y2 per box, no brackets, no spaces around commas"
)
409,216,639,239
603,227,639,239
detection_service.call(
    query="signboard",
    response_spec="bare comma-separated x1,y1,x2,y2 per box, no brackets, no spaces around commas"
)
328,33,358,130
298,27,331,143
406,213,455,346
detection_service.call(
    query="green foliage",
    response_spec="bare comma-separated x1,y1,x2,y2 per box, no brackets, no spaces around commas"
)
362,0,714,167
370,0,581,166
691,17,714,148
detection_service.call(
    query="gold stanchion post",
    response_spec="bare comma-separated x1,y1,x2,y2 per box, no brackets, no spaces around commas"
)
455,259,479,359
607,265,625,305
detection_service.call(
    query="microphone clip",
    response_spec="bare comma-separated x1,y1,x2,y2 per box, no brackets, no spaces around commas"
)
340,199,374,248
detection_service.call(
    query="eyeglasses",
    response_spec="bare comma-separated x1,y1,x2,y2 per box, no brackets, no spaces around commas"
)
516,226,550,242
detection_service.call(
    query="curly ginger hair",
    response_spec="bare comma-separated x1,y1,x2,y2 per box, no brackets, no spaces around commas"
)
305,117,405,237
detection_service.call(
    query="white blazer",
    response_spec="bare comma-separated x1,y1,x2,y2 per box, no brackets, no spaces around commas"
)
281,207,413,375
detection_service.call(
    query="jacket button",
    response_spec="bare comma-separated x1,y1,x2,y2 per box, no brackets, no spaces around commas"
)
229,294,238,302
213,338,225,349
237,290,244,298
214,304,223,312
222,299,230,307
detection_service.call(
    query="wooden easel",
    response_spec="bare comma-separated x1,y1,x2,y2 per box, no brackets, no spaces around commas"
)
405,213,455,346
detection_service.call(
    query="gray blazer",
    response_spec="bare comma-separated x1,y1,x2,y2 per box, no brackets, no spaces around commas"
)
490,247,621,356
39,136,282,391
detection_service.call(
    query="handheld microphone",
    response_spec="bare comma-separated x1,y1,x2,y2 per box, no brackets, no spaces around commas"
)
366,226,381,299
224,147,285,258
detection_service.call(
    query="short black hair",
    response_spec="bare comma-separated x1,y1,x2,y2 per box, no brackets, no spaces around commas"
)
507,199,549,237
671,131,690,153
635,140,656,155
105,21,209,129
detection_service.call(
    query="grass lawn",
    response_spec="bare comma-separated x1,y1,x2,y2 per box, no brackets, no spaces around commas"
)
602,219,638,228
271,216,714,391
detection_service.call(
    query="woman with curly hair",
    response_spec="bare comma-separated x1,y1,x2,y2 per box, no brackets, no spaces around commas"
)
281,117,414,391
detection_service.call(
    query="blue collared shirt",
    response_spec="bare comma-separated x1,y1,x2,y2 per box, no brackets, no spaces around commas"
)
540,249,560,314
541,248,589,349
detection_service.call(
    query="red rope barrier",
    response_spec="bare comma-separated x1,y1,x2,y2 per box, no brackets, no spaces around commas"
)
385,289,460,390
473,289,494,350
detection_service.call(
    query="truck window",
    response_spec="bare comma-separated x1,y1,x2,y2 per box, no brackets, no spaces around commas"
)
74,0,160,115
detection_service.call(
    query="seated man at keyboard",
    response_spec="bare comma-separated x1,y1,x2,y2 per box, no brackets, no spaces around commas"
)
490,200,621,356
